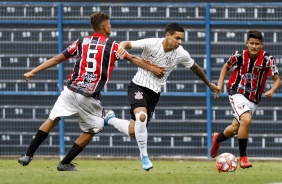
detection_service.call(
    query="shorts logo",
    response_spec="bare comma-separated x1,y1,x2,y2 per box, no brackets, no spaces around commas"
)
237,103,245,110
134,91,143,100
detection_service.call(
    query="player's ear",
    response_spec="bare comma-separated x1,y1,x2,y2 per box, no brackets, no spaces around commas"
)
165,32,170,37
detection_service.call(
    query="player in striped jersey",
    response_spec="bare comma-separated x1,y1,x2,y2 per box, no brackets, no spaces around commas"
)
104,23,220,171
18,12,164,171
210,30,280,169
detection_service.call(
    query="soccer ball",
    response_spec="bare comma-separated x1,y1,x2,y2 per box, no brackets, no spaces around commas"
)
215,153,238,172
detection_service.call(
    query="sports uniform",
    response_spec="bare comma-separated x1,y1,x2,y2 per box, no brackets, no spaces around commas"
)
50,33,118,133
103,21,221,171
227,50,278,122
210,30,280,169
128,38,194,122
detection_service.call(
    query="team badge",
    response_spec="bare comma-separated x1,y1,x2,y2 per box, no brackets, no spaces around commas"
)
134,91,143,100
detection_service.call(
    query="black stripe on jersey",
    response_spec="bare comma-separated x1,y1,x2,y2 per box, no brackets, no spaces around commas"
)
67,38,83,87
232,51,243,93
244,58,255,98
255,56,267,101
94,38,114,93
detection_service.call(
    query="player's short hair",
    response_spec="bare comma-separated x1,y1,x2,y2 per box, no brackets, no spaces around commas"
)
165,23,184,35
90,12,109,31
247,30,263,42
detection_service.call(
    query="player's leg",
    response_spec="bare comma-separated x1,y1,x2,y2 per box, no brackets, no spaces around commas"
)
104,110,132,137
133,107,153,171
238,111,252,169
57,93,104,171
18,117,60,166
134,107,148,156
18,86,78,166
57,132,95,171
210,118,239,158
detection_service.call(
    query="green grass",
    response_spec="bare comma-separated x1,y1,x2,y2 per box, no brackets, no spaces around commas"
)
0,159,282,184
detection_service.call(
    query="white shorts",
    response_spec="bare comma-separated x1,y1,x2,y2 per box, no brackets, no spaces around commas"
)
49,86,104,133
228,94,257,123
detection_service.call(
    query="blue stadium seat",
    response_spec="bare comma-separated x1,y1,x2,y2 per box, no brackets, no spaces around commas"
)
111,6,139,19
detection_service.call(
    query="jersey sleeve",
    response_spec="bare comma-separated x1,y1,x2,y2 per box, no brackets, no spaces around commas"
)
178,47,194,68
62,39,81,60
268,56,279,76
114,42,127,61
226,51,240,68
130,38,160,51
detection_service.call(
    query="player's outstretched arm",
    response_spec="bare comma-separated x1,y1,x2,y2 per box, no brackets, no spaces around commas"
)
190,63,220,95
24,54,66,81
125,54,165,78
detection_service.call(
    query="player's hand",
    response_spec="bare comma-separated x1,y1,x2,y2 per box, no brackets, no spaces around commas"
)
265,90,274,99
24,71,35,81
208,83,221,98
145,60,165,78
116,47,128,60
151,65,165,78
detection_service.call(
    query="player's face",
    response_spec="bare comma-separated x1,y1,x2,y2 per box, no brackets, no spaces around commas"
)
246,38,264,59
166,31,184,50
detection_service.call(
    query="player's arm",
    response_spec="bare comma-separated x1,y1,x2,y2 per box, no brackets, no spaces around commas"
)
125,54,164,78
265,74,281,99
190,62,220,96
119,41,132,49
116,41,132,59
215,63,230,98
24,54,66,81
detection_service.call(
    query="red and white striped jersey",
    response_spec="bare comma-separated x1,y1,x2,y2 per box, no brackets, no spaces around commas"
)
62,33,118,97
227,50,279,104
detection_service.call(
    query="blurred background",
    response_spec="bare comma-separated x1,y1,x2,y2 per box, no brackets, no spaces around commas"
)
0,1,281,159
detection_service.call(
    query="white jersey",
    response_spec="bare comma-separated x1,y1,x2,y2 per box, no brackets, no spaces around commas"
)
131,38,194,93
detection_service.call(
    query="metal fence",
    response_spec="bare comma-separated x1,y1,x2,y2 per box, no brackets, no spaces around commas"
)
0,2,282,158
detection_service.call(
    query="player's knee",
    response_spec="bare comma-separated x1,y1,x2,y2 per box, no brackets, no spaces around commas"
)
232,129,238,135
135,111,147,123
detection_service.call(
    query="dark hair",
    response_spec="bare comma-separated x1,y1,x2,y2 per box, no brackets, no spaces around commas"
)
247,30,263,42
165,23,184,35
90,12,109,31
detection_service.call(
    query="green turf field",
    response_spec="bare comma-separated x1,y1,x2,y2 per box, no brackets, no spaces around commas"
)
0,159,281,184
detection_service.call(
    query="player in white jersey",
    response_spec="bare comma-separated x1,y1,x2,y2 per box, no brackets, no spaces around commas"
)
104,23,220,171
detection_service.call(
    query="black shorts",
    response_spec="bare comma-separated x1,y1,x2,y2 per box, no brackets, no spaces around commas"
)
128,81,160,123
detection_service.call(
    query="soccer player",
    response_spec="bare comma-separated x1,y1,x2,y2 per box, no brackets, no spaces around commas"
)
210,30,280,168
104,22,220,171
17,12,164,171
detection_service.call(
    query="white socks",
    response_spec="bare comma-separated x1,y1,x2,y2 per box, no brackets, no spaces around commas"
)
134,112,148,157
107,118,130,136
107,111,149,157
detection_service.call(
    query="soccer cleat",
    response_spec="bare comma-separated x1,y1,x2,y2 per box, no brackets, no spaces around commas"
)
141,155,153,171
210,132,220,158
240,156,252,169
104,110,116,125
57,162,78,171
18,155,32,166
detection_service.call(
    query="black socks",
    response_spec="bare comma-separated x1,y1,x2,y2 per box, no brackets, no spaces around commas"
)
238,138,248,157
216,132,229,143
26,130,49,157
61,143,83,164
